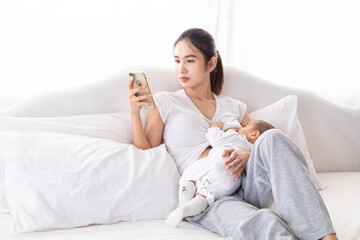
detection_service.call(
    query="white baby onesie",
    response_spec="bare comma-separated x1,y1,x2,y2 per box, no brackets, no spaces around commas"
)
179,127,253,205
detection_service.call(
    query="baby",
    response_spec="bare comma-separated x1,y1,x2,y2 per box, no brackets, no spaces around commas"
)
166,120,275,228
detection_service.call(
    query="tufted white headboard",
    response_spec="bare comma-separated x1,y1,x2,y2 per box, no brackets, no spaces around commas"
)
1,65,359,172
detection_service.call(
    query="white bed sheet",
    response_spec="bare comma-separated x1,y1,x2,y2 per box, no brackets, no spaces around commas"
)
1,172,358,240
318,172,360,240
0,214,222,240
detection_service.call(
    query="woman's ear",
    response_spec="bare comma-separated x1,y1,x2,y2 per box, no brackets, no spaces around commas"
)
208,56,217,72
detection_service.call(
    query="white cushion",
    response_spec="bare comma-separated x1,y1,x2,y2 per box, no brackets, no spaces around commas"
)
0,111,147,144
0,112,147,211
250,95,325,190
0,132,179,232
318,172,360,240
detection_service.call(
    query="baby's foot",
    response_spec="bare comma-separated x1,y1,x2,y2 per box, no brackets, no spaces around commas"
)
165,208,185,228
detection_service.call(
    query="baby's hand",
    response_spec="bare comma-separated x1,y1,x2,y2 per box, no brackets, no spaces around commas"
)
225,128,239,132
211,121,224,129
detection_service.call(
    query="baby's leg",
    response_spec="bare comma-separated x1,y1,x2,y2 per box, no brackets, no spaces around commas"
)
178,180,196,206
165,194,208,228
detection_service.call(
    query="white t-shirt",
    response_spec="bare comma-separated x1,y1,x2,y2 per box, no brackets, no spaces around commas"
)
153,89,247,175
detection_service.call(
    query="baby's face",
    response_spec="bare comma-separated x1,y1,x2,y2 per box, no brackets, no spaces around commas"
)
238,121,256,135
237,121,259,142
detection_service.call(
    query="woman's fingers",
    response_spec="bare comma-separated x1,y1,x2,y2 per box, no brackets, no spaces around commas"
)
128,76,135,92
129,85,146,98
222,148,234,157
128,77,152,113
130,93,152,102
231,160,246,179
135,101,154,107
224,150,237,167
128,77,149,97
223,150,249,180
235,169,243,181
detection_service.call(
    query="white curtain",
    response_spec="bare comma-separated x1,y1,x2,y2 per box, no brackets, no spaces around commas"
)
214,0,360,106
0,0,359,108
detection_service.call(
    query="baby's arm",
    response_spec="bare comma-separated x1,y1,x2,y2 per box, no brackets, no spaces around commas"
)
225,128,240,132
206,124,240,148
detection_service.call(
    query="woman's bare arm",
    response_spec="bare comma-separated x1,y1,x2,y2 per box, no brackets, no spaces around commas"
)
223,111,252,180
240,112,251,127
128,77,164,150
145,108,164,148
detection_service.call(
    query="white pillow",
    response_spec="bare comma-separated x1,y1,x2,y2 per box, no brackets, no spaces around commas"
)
0,132,179,233
0,151,8,213
249,95,325,190
0,111,147,144
0,111,147,211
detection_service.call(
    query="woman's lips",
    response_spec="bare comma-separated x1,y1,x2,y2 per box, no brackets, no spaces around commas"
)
180,77,189,82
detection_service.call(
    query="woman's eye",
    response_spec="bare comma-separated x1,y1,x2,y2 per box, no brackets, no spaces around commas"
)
188,60,194,63
174,60,180,63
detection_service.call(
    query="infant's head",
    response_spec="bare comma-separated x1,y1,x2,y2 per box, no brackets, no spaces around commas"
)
238,120,275,144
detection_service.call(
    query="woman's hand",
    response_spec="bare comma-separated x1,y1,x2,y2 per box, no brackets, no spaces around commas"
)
128,76,153,113
222,149,251,180
211,121,224,129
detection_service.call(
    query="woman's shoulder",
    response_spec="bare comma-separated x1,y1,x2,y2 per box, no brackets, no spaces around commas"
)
153,89,185,120
153,89,185,106
154,89,185,101
216,93,246,105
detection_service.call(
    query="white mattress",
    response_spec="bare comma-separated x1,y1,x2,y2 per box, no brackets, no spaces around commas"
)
1,172,359,240
0,215,222,240
318,172,360,240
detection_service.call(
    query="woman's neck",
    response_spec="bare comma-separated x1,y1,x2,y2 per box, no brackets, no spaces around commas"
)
184,82,214,101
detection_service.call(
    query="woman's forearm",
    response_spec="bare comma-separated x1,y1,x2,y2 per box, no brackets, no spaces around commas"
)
131,112,152,150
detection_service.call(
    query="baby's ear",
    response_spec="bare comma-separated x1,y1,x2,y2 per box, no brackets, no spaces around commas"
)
251,131,261,139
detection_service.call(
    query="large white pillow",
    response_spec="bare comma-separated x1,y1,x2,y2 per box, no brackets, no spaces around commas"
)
0,132,179,233
249,95,325,190
0,111,147,211
0,151,7,213
0,111,147,144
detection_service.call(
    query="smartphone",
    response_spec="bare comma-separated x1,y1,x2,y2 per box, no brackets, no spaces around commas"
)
129,71,156,110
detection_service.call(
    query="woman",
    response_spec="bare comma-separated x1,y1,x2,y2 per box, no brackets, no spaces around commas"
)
128,28,337,240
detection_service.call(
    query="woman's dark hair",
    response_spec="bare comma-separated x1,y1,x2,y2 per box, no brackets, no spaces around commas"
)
174,28,224,95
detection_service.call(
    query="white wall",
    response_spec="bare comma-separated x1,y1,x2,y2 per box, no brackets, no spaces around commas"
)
0,0,359,108
0,0,216,108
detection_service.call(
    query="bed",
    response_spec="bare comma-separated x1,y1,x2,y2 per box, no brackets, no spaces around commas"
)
0,65,359,239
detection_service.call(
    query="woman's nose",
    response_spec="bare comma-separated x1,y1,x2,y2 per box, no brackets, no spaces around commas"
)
179,63,187,73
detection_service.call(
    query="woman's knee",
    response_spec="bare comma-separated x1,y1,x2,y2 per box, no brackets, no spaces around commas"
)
253,128,295,152
257,129,284,142
249,209,284,225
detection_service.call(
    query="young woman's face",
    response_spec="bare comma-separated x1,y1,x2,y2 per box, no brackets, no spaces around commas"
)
173,40,211,89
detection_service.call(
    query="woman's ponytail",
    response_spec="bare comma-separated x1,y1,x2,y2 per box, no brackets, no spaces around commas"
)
210,50,224,95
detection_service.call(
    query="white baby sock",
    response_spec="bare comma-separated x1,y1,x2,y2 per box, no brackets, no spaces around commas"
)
165,195,208,228
178,181,196,206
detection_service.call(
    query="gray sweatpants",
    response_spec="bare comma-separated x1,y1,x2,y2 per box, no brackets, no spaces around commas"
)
187,129,335,240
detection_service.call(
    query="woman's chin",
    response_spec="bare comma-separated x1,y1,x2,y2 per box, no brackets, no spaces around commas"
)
179,81,190,88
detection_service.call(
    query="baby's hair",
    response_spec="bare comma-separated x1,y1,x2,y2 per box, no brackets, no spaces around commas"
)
253,120,275,134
